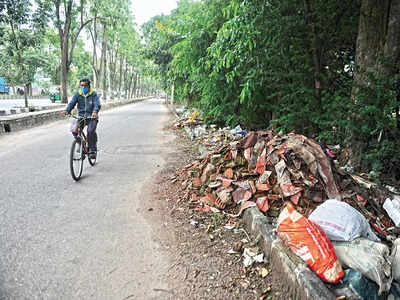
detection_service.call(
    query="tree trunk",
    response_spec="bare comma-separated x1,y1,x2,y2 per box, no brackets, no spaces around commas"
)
89,15,100,88
21,74,28,107
353,0,389,93
118,56,123,101
55,0,92,103
348,0,394,167
134,74,139,98
384,1,400,132
108,47,115,101
17,53,28,107
101,26,108,101
303,0,322,107
171,82,175,106
124,61,129,99
130,72,136,99
382,0,400,74
61,35,69,103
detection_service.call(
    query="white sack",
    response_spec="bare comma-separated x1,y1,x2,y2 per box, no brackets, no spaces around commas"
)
333,238,392,295
309,199,380,242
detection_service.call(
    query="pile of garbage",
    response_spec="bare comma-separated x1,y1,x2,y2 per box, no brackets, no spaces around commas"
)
172,109,400,298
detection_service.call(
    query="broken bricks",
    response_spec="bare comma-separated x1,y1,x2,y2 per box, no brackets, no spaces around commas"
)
181,127,348,217
174,108,400,294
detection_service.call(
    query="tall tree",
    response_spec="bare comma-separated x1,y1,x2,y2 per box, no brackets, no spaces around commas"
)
88,0,131,101
349,0,400,168
53,0,92,103
0,0,50,107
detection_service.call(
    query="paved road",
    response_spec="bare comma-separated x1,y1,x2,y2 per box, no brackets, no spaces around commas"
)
0,99,174,299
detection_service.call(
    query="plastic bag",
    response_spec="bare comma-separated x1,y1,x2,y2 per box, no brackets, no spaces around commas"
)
308,199,380,242
334,269,379,300
383,197,400,227
390,282,400,300
332,238,392,295
277,202,344,283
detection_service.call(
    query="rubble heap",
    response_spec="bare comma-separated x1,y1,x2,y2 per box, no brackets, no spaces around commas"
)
172,109,400,297
175,114,395,233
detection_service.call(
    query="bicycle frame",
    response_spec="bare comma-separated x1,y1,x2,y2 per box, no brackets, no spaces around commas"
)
72,115,96,155
76,120,89,155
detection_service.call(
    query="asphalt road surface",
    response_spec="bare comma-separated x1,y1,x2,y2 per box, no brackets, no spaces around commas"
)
0,99,174,299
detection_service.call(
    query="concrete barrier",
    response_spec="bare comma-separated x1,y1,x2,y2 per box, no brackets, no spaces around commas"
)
0,97,151,135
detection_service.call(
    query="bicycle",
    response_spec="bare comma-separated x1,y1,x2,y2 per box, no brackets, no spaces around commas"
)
69,114,98,181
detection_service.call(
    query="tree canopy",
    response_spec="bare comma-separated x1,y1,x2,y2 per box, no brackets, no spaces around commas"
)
142,0,400,179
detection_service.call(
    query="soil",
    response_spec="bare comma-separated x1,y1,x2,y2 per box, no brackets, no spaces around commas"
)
140,117,292,300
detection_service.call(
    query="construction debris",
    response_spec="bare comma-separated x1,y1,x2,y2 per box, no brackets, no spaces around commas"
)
171,108,400,294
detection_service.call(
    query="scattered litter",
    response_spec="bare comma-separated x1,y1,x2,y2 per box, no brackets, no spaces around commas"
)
242,248,264,267
384,198,400,227
339,165,354,173
190,220,199,227
228,248,240,254
261,268,269,278
350,174,376,189
386,185,400,195
224,225,236,230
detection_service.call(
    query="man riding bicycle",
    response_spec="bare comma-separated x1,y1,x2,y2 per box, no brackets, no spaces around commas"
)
63,78,101,159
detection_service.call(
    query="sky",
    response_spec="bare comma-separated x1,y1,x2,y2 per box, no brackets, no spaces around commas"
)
131,0,178,26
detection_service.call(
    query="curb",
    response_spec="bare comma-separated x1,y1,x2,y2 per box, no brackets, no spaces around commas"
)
0,97,151,135
243,207,337,300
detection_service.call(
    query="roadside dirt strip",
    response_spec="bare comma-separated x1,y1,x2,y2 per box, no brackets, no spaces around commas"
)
144,124,295,300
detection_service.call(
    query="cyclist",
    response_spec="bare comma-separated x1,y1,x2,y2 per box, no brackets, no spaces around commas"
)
63,78,101,159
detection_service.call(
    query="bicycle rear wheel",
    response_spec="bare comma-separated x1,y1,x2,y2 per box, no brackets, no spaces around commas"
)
70,139,84,181
88,151,97,166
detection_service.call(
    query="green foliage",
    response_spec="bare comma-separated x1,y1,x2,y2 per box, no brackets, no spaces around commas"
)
0,0,51,90
69,40,93,87
143,0,363,137
210,212,225,231
349,67,400,174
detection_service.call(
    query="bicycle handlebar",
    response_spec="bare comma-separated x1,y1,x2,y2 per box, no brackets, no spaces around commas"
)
69,113,97,120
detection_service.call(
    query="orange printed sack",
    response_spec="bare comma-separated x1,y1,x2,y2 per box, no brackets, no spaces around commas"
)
277,203,344,283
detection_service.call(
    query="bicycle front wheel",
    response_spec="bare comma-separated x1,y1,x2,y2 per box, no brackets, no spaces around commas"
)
70,139,84,181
